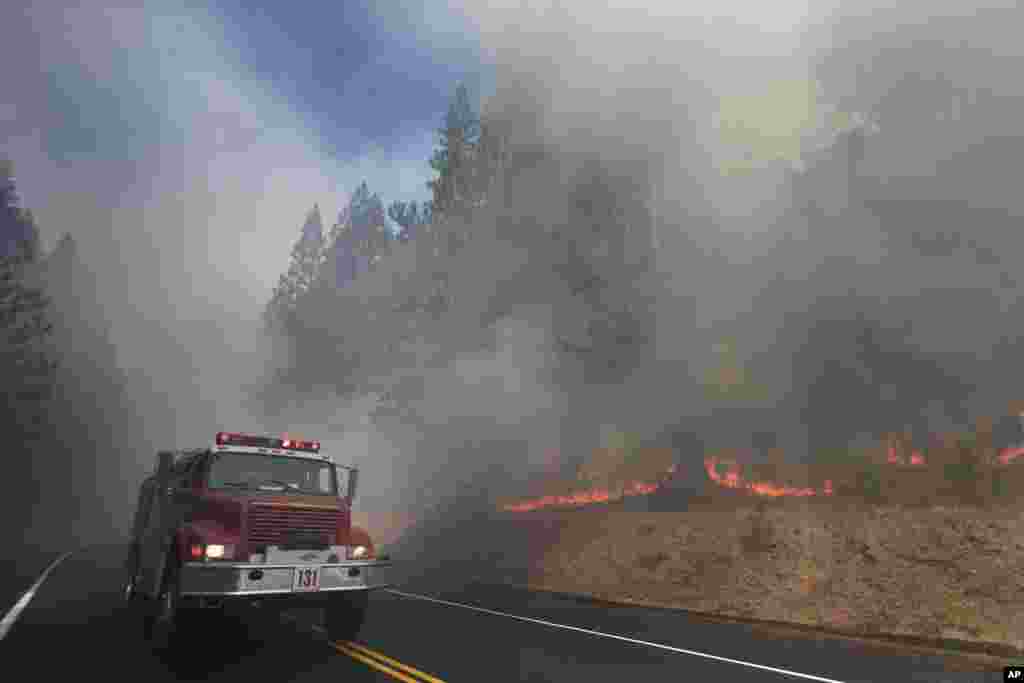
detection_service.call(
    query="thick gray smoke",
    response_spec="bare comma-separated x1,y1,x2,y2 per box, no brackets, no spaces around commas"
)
307,0,1024,535
465,1,1024,444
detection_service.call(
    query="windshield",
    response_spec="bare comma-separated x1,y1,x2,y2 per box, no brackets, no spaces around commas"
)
207,452,338,496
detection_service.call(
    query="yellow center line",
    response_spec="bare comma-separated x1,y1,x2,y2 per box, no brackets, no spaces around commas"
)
340,640,447,683
334,642,423,683
279,611,447,682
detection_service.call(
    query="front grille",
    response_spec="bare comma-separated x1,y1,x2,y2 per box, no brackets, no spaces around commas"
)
247,504,343,551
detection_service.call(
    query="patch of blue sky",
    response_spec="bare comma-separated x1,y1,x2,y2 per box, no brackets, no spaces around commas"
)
150,3,444,206
41,0,491,222
143,4,314,147
207,0,495,160
42,47,167,166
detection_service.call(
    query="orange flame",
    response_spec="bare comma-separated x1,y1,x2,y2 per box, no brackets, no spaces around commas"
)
500,477,665,513
501,440,1024,513
704,456,833,498
999,447,1024,465
887,444,927,465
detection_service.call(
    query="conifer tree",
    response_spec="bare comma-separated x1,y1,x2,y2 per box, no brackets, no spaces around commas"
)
388,200,432,242
428,83,481,223
348,181,391,268
474,116,506,205
0,160,40,261
265,204,324,331
320,182,393,290
0,162,54,441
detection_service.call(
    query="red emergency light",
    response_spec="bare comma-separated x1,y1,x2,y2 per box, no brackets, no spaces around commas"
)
282,437,320,452
215,432,320,453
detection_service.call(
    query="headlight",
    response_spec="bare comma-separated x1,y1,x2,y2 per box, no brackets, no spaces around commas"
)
190,543,234,560
349,545,367,560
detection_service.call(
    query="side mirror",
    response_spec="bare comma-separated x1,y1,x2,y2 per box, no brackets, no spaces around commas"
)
346,468,359,503
157,451,174,478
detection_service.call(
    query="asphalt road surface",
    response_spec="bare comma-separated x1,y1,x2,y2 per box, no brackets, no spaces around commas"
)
0,545,1012,682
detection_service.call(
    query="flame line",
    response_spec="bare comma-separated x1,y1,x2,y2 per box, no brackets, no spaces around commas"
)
500,443,1024,512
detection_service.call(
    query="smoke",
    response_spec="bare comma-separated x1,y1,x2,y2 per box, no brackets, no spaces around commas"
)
365,0,1024,529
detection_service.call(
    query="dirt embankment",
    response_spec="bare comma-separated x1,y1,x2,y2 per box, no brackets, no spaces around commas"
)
524,500,1024,652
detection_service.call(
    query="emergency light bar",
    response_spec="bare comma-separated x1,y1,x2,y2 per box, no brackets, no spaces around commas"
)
215,432,320,453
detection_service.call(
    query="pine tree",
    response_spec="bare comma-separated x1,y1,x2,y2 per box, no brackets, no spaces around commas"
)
0,255,54,398
0,166,54,441
388,200,432,242
320,182,393,290
348,181,391,268
1,160,40,260
428,83,481,223
474,116,506,205
0,166,54,555
321,205,354,290
265,204,324,331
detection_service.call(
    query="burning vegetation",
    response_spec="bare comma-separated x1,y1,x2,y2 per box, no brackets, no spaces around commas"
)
501,480,662,513
703,456,834,498
500,423,1024,512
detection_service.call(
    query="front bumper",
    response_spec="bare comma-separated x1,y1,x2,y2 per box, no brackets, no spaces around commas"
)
179,559,393,597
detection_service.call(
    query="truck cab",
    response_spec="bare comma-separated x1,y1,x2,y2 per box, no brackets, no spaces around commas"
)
124,431,392,649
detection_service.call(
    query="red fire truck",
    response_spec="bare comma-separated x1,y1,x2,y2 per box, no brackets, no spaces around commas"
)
123,432,392,649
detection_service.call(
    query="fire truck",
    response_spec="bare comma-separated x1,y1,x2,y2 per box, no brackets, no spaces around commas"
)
123,432,392,649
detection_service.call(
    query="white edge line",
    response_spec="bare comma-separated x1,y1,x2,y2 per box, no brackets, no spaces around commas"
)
0,549,77,641
384,588,848,683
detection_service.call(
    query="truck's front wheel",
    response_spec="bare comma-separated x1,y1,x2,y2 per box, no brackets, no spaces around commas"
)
325,590,368,641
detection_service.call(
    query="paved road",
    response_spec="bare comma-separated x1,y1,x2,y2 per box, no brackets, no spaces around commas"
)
0,545,1010,682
